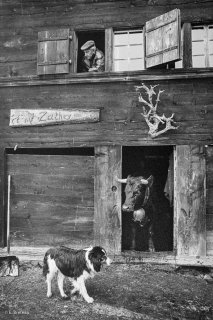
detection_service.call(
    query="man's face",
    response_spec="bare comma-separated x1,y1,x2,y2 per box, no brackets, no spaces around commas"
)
84,46,95,59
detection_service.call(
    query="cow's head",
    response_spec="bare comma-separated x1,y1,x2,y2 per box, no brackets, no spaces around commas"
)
117,174,154,212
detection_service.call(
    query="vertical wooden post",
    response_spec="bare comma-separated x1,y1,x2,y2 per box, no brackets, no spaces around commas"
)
70,30,78,73
175,145,206,257
7,175,11,254
0,148,5,247
182,23,192,68
105,28,113,72
94,146,122,254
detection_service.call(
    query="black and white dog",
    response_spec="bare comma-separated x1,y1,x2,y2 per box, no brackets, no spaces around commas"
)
43,246,111,303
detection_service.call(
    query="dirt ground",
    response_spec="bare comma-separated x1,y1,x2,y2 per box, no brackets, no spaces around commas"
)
0,261,213,320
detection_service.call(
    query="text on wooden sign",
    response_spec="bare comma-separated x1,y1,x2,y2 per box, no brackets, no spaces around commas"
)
9,109,100,127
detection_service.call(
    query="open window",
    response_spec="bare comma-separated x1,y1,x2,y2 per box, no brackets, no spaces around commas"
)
175,23,213,69
192,25,213,68
37,29,105,75
112,9,181,71
76,30,105,73
113,29,144,71
37,9,181,75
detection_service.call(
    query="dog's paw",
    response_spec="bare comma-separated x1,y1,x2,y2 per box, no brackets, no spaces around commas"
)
47,293,52,298
86,297,94,304
61,294,69,300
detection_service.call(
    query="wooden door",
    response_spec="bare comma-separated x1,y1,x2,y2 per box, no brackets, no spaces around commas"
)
206,146,213,255
175,145,206,257
94,146,122,254
6,152,94,248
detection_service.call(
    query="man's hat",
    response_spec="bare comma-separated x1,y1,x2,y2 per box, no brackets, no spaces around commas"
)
81,40,95,51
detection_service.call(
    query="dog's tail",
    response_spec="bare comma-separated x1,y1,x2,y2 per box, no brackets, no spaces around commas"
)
43,251,49,278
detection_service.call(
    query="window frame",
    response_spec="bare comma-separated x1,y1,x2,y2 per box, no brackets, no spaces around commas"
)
192,24,213,68
112,28,145,72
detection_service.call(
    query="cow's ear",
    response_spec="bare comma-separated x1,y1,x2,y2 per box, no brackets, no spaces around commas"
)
147,175,154,187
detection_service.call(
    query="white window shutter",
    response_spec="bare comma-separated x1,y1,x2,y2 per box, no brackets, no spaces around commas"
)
145,9,181,68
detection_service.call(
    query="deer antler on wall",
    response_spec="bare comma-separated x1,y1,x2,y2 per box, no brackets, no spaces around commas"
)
135,83,178,138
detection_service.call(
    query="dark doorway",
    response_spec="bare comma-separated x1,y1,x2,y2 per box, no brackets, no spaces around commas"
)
122,146,174,252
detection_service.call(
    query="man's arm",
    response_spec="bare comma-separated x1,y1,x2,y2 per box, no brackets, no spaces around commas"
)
89,50,105,72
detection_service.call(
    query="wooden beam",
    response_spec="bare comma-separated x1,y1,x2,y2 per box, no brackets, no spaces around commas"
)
1,247,213,267
0,148,5,247
1,69,213,87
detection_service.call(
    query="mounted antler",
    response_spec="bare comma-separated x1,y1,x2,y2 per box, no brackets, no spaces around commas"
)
135,83,178,138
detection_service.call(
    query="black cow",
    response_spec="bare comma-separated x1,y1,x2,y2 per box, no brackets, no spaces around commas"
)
117,174,173,252
117,175,155,252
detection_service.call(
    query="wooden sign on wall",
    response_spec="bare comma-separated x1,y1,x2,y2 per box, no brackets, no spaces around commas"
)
9,109,100,127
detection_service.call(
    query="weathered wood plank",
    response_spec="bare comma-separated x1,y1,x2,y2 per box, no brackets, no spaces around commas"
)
7,154,94,176
10,231,94,247
10,193,94,208
2,120,213,138
1,70,213,87
9,174,94,197
207,231,213,256
175,145,206,256
94,145,122,254
10,199,94,219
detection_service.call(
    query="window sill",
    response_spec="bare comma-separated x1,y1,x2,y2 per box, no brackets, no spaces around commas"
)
0,68,213,87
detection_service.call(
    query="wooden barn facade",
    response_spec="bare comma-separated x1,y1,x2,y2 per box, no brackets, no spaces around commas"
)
0,0,213,266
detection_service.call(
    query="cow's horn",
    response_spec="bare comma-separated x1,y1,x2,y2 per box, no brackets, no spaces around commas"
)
141,178,148,185
116,177,127,183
